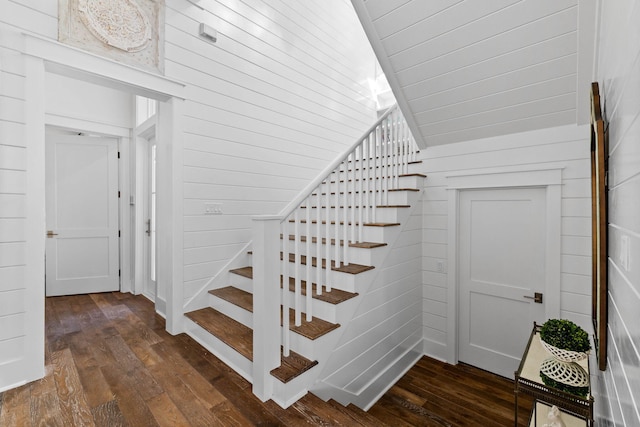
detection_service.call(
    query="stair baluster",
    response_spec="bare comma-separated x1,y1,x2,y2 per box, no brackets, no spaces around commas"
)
247,104,418,404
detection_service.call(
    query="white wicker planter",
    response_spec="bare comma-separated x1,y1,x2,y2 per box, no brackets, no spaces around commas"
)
540,339,589,363
540,358,589,387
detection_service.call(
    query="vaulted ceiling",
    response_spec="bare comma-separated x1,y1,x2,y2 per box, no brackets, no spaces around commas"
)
352,0,597,147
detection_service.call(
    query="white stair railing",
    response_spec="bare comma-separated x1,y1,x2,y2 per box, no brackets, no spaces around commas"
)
251,105,418,400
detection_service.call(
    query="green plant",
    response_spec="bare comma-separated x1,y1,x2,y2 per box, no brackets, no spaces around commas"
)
539,371,589,398
540,319,591,353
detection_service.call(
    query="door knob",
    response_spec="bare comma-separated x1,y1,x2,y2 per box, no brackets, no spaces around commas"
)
524,292,543,304
46,230,58,238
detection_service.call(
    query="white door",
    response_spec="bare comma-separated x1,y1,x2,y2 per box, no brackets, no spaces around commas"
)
458,187,546,378
143,138,157,301
45,134,119,296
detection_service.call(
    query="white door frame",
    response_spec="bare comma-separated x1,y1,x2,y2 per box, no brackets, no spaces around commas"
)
133,118,160,307
23,33,186,335
445,165,563,365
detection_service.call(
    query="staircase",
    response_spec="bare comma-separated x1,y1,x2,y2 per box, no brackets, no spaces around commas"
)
183,105,424,408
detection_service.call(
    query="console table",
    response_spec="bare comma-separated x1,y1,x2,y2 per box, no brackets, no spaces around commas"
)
514,323,593,426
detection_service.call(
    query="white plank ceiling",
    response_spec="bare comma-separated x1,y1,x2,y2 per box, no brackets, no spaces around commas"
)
353,0,595,147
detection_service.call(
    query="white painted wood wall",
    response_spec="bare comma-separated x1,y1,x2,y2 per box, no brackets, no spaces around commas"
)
164,0,378,303
420,125,592,362
0,0,379,391
314,204,423,408
594,0,640,424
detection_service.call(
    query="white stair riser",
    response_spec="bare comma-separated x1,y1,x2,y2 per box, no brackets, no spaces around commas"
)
297,206,402,223
308,190,411,206
327,162,422,180
318,175,423,195
283,241,386,266
230,274,253,293
230,262,372,295
284,289,359,325
283,265,375,294
208,293,253,328
185,318,253,382
285,223,396,244
285,324,337,361
284,291,337,323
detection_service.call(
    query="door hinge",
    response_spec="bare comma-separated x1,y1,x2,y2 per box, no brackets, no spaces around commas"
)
118,230,121,237
118,191,121,198
117,151,121,159
119,269,121,277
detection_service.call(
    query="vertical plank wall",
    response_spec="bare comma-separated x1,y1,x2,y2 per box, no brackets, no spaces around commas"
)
594,0,640,424
420,125,592,362
0,0,379,390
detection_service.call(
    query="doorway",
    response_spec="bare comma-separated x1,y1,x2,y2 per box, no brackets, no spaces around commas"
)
457,187,546,378
142,135,157,302
45,133,120,296
445,167,562,378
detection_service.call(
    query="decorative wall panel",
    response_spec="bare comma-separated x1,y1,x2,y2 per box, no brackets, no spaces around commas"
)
59,0,164,72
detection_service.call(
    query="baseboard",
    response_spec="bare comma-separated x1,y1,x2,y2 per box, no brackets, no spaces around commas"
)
423,338,448,363
356,339,423,410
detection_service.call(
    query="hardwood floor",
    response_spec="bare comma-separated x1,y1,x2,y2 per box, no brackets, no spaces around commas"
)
0,292,533,426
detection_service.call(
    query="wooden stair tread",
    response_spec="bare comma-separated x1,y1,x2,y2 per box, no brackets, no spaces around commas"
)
286,308,340,340
300,204,410,209
228,266,252,279
185,307,253,361
284,254,374,274
230,267,358,304
350,241,387,248
324,173,427,184
284,234,386,249
314,188,420,196
290,219,400,228
209,286,253,312
271,350,318,383
185,308,318,383
285,277,358,305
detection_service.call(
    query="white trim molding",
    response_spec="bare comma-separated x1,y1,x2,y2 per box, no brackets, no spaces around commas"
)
22,32,186,347
445,166,563,364
22,33,184,101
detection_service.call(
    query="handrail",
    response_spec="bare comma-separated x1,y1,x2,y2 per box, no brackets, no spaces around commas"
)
275,104,398,221
250,103,418,401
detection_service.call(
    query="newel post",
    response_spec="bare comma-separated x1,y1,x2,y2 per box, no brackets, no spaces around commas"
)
251,215,281,401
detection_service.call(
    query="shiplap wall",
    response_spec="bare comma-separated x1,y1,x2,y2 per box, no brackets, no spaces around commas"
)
353,0,579,147
164,0,378,302
0,0,378,390
594,0,640,425
421,125,592,361
0,21,30,389
316,204,423,405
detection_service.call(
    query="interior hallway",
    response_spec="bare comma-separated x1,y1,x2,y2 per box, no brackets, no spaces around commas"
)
0,293,532,426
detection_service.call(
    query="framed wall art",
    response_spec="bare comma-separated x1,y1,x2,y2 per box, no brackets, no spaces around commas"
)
590,81,608,371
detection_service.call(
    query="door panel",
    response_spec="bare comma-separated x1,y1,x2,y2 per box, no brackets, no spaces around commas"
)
459,187,546,377
46,135,119,296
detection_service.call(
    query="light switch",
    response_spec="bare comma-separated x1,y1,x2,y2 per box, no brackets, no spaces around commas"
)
205,203,223,215
621,235,630,270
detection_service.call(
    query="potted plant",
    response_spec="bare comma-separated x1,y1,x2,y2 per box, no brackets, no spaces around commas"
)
538,319,592,397
539,319,591,362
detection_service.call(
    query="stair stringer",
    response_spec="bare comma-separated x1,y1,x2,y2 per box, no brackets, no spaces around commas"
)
267,188,424,407
183,241,252,314
309,192,425,410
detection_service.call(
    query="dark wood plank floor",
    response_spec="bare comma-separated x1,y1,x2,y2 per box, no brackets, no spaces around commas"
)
0,292,533,426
